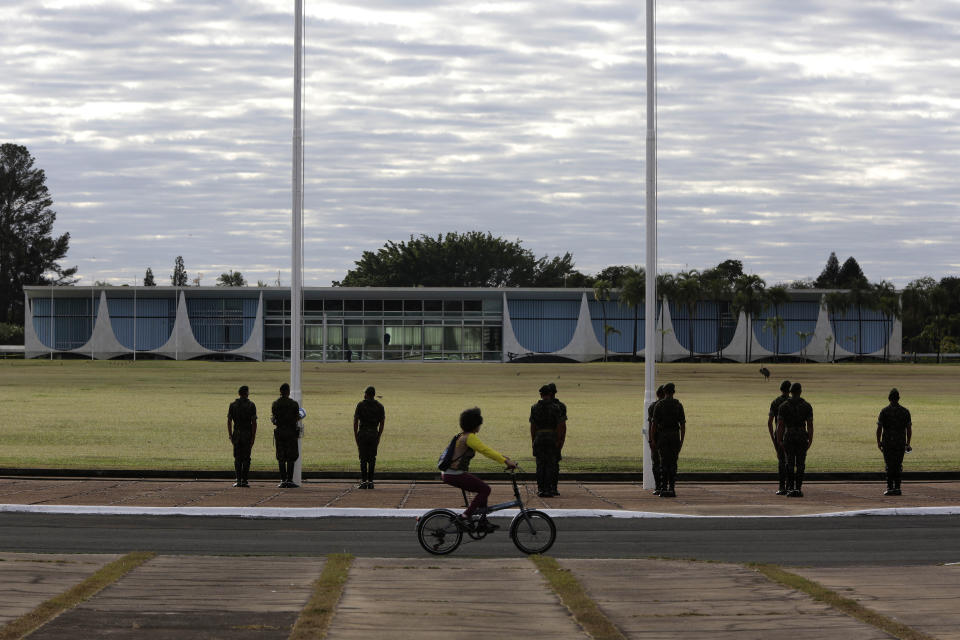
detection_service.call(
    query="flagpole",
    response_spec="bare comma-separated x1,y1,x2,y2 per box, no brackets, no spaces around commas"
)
291,0,305,485
642,0,658,490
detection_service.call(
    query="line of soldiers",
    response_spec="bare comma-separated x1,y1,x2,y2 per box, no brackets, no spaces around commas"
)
645,380,914,498
227,383,387,489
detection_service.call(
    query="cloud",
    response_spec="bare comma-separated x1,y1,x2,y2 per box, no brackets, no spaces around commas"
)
2,0,958,287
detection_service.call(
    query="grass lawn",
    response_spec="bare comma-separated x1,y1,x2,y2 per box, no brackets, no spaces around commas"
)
0,359,956,473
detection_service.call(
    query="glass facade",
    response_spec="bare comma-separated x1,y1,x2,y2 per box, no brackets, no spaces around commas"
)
264,295,503,362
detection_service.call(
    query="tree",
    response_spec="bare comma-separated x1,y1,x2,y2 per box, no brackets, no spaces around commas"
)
873,281,900,362
838,256,868,289
674,270,702,361
822,290,849,362
655,273,677,362
592,279,613,361
216,270,246,287
763,285,790,361
731,274,766,362
334,232,585,287
171,256,188,287
143,267,156,287
617,266,645,360
700,266,734,360
594,265,633,288
847,283,876,360
0,144,77,324
815,252,841,288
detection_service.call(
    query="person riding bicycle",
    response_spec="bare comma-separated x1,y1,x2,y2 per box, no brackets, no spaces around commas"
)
441,407,517,532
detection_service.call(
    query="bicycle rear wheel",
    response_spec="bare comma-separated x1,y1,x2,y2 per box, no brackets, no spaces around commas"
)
509,509,556,554
416,509,463,555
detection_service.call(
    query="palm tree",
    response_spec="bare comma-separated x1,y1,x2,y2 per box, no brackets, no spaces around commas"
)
617,267,645,361
674,270,702,361
701,270,732,360
656,273,677,362
847,284,876,360
764,316,786,361
873,281,900,362
796,330,813,361
822,290,849,363
763,285,790,362
593,279,613,362
731,274,765,362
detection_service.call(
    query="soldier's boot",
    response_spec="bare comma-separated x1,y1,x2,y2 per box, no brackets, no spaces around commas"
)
233,460,243,487
241,460,251,486
277,462,287,487
884,476,894,496
368,460,376,489
794,475,804,498
776,477,787,496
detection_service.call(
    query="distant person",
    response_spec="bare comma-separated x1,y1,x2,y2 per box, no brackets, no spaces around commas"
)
651,382,685,498
353,385,385,489
530,384,563,497
271,383,301,488
345,347,352,363
877,388,912,496
647,385,665,495
547,382,568,490
776,382,814,497
441,407,517,532
226,385,257,487
768,380,792,496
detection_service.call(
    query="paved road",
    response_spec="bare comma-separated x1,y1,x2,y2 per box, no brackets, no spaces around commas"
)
4,513,960,565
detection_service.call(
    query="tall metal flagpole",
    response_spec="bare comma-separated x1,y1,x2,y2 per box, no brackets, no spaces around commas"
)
642,0,658,490
291,0,305,486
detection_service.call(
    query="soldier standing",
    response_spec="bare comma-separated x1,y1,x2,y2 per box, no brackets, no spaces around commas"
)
530,384,564,497
646,385,665,495
353,385,385,489
227,385,257,487
877,388,912,496
651,382,685,498
768,380,792,495
548,382,568,489
776,382,814,497
271,383,301,488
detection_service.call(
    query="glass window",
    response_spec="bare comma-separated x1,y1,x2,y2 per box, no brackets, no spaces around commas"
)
443,326,462,351
462,326,482,352
443,299,462,314
364,299,383,312
305,299,324,312
404,299,422,312
424,326,443,351
424,300,442,313
482,297,502,314
463,300,482,314
325,299,343,311
344,299,363,312
384,300,402,312
266,299,286,314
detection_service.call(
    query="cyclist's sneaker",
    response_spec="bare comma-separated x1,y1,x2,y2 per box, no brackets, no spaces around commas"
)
478,518,499,533
454,515,475,532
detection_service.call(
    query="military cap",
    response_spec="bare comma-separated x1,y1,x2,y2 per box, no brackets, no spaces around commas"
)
539,384,552,395
779,380,791,393
547,382,558,394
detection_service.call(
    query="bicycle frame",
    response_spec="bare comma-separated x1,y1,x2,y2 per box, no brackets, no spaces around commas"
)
460,471,539,534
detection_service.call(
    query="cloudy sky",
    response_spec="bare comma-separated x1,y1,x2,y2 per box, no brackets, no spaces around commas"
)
3,0,959,287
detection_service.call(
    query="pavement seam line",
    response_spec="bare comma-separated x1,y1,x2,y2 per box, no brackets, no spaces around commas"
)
0,551,156,640
749,563,937,640
288,553,354,640
530,555,628,640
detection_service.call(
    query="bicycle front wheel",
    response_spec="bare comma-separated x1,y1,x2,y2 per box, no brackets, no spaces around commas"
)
416,509,463,555
510,509,556,554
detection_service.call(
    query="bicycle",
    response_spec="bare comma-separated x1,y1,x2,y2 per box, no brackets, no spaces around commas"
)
416,468,556,555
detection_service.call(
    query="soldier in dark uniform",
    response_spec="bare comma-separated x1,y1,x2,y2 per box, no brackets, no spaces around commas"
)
353,385,385,489
877,388,912,496
547,382,568,493
271,382,301,488
768,380,791,495
226,385,257,487
776,382,813,498
651,382,685,498
530,384,564,497
646,385,665,495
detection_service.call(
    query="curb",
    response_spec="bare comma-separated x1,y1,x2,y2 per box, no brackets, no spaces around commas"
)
2,469,960,482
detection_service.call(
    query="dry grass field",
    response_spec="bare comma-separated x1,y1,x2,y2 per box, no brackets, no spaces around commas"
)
0,359,956,473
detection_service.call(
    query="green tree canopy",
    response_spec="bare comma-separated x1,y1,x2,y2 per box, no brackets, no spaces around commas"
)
0,143,77,323
171,256,188,287
216,270,246,287
838,256,868,289
143,267,156,287
815,252,842,288
334,232,585,287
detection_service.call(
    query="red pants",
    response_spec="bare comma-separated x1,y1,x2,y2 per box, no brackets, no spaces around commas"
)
441,472,490,517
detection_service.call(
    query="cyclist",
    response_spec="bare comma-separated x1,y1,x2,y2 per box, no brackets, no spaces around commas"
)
441,407,517,532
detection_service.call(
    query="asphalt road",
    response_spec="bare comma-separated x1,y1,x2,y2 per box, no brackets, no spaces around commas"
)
3,513,960,565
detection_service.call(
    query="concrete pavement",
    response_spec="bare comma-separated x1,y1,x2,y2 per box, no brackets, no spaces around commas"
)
3,478,960,638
